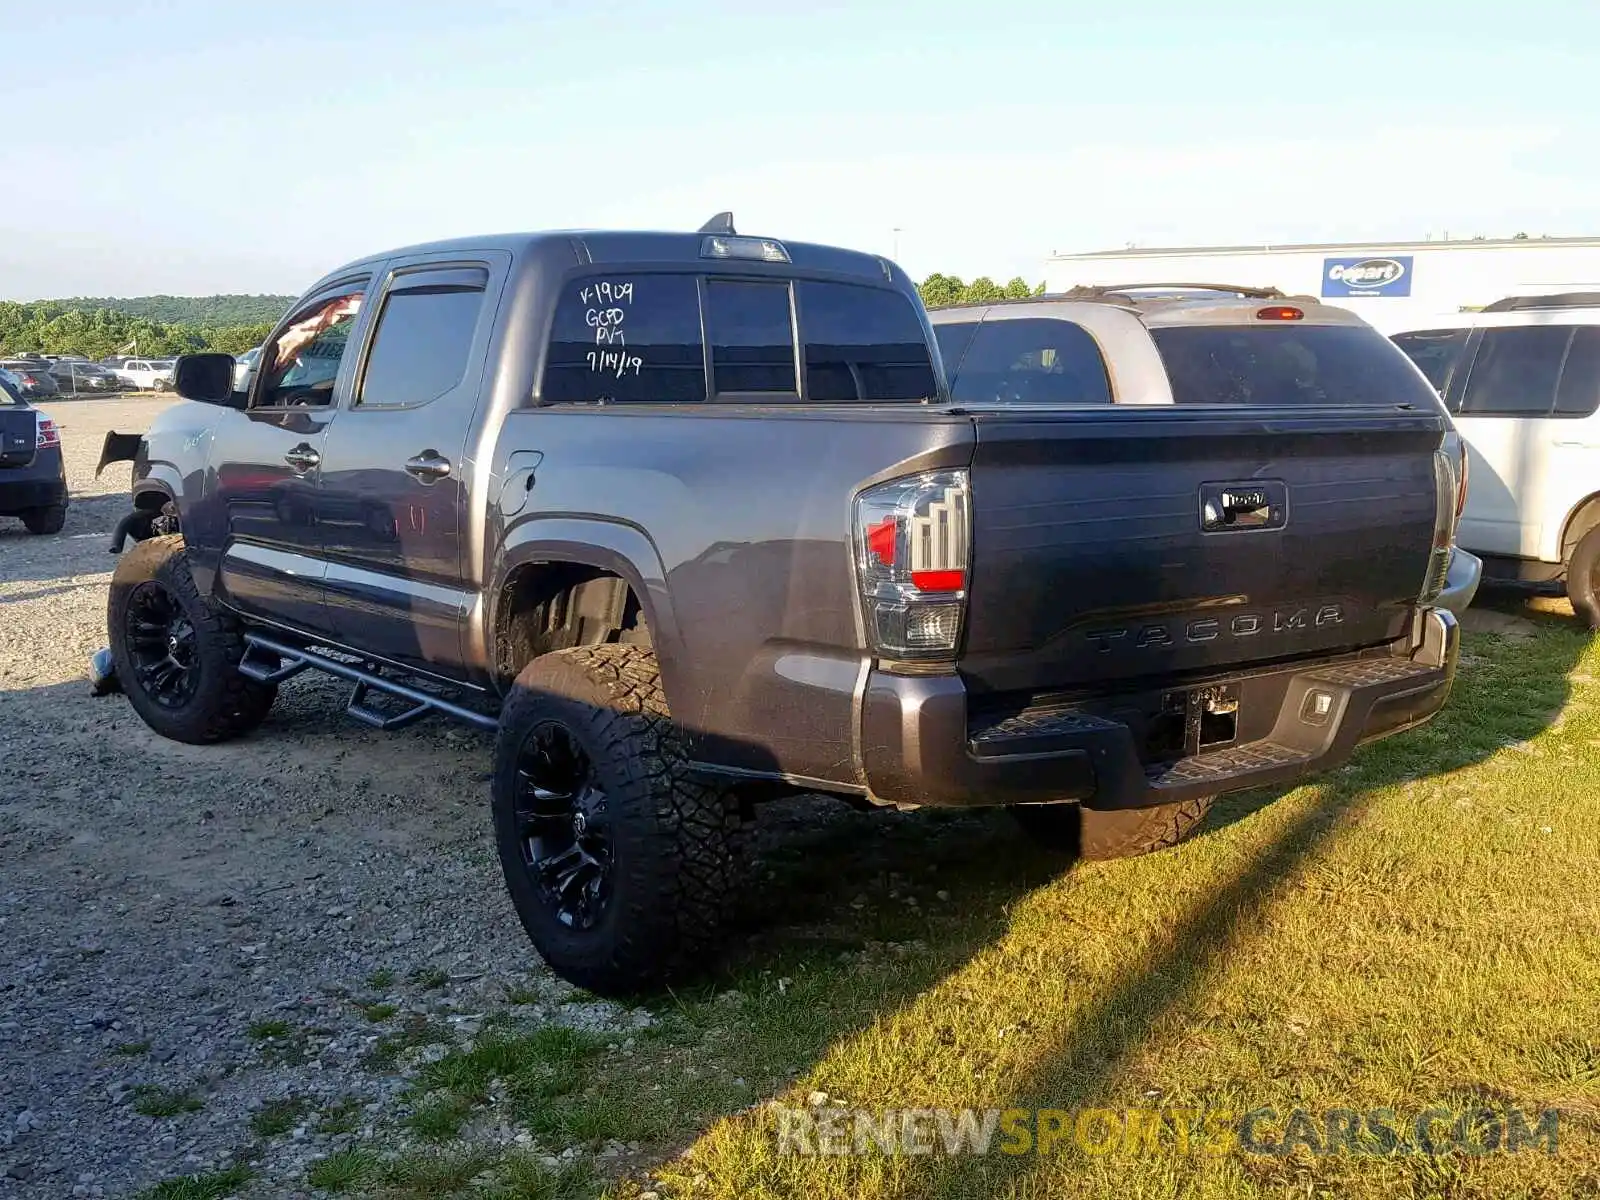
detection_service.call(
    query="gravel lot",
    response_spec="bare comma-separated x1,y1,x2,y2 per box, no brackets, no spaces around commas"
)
0,395,673,1197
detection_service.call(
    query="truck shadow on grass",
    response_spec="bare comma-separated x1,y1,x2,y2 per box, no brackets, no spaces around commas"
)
642,606,1592,1198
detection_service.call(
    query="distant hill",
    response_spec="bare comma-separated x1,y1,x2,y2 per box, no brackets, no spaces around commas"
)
48,294,295,326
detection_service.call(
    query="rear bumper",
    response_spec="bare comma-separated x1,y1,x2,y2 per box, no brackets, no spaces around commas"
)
0,453,68,513
1436,546,1482,619
860,608,1459,810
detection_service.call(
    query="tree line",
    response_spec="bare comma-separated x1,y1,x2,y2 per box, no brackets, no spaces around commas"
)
1,275,1041,361
0,301,271,360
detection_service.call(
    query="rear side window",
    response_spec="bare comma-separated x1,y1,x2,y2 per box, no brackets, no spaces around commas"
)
947,317,1112,406
544,274,706,404
797,281,936,401
358,267,488,408
1151,324,1439,407
1391,328,1469,392
1459,326,1571,417
1556,327,1600,417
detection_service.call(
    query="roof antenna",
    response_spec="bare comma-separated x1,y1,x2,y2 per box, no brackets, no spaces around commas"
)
698,211,736,235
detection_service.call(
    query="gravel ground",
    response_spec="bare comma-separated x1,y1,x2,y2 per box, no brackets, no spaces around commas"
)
0,395,682,1197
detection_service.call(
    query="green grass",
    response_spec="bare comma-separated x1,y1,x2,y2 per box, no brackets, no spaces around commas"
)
250,1095,312,1138
362,1002,400,1022
246,1018,292,1041
504,983,542,1006
367,967,397,990
131,1085,203,1118
383,1146,496,1194
364,1014,455,1071
113,1040,152,1056
305,1147,381,1193
413,966,451,990
317,1096,366,1135
134,1164,252,1200
473,1152,597,1200
405,1092,477,1141
615,603,1600,1199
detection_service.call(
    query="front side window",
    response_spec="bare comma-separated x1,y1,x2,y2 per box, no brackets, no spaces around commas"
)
797,281,936,401
544,274,705,404
1458,326,1571,417
358,267,487,408
704,279,796,395
949,317,1112,406
257,286,366,408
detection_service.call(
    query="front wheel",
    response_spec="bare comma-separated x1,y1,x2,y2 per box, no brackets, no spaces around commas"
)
492,644,743,997
21,505,66,535
1567,527,1600,631
1011,797,1214,861
107,535,277,744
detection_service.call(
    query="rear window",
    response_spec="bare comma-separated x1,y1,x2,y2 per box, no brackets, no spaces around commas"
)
0,369,22,403
541,273,935,404
1151,324,1440,407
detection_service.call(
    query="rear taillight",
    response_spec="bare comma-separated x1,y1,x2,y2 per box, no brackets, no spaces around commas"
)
1418,449,1455,604
35,417,59,449
854,470,971,658
1455,446,1469,523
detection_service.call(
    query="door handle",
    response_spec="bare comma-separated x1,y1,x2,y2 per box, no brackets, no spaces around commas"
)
283,444,320,471
405,451,452,482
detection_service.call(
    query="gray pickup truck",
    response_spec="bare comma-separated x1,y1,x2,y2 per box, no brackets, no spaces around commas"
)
97,221,1463,995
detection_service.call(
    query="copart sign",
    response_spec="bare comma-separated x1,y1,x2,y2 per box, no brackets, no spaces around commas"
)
1321,255,1413,297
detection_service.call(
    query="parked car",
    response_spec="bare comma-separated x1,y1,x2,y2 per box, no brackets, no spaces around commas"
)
110,358,175,391
232,346,261,393
0,359,61,398
929,288,1482,620
48,360,123,395
96,225,1464,996
1391,291,1600,626
0,368,68,534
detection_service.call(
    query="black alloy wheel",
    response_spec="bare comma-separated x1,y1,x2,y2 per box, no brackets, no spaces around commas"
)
514,720,614,931
122,580,202,709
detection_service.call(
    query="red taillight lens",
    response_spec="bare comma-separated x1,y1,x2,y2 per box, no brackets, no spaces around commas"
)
1256,306,1304,321
36,417,59,448
855,470,971,658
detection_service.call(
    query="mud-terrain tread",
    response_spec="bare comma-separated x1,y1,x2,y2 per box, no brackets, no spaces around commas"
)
493,644,743,996
1568,527,1600,631
107,535,277,744
1011,796,1214,861
21,505,66,535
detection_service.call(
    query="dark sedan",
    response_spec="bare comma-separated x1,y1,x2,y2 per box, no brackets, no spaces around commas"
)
48,360,123,395
0,368,69,534
0,359,61,398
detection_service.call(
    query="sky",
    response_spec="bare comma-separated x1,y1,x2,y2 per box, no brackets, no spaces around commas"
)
3,0,1598,300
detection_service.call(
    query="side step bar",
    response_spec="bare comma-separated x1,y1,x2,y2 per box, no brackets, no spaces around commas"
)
239,635,498,732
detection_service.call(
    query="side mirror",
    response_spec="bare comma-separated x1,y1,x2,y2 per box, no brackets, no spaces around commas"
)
173,353,241,406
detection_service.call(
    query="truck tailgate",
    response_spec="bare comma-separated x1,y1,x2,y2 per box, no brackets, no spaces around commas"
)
961,406,1446,695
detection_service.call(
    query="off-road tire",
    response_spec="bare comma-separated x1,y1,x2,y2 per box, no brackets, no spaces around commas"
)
21,505,66,535
1011,797,1215,861
107,534,277,744
1567,527,1600,631
493,644,743,997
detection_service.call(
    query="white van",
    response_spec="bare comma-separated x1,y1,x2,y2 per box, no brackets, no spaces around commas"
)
1391,292,1600,627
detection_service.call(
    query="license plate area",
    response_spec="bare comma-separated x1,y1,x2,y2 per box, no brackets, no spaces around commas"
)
1150,683,1242,759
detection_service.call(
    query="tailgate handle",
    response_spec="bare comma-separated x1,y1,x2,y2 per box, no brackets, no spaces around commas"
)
1201,482,1286,533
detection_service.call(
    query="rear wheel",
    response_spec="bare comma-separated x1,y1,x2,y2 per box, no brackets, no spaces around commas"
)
21,505,66,535
1567,527,1600,630
1011,797,1214,861
107,535,277,744
492,644,744,997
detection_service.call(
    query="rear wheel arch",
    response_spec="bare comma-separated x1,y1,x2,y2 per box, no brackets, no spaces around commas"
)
493,560,654,693
1560,492,1600,564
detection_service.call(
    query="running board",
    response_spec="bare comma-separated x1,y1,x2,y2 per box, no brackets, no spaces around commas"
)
239,635,498,732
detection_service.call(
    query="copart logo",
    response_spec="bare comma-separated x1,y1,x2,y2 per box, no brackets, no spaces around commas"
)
1322,255,1413,298
1086,605,1344,653
1328,258,1405,289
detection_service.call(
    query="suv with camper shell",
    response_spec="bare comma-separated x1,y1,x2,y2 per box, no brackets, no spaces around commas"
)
97,243,1465,995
